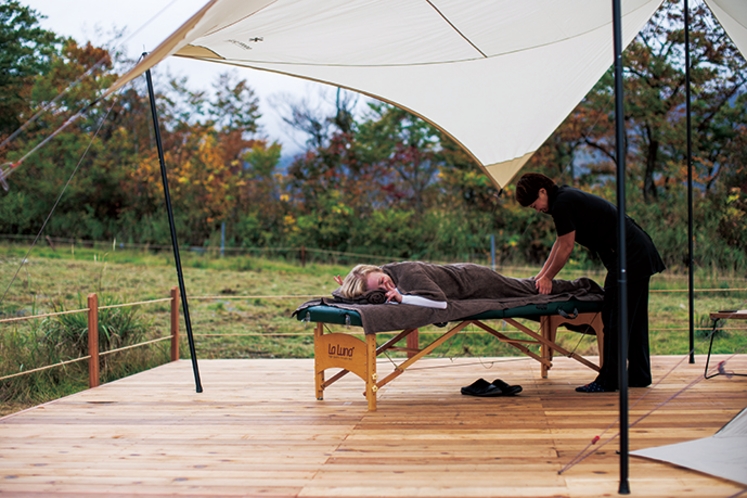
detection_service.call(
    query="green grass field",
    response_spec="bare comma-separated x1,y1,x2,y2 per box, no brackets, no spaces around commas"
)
1,242,745,416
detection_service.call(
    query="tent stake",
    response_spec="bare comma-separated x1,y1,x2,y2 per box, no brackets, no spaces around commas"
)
612,0,630,494
144,61,203,393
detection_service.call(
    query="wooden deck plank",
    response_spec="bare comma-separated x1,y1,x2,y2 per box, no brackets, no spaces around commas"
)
1,355,745,497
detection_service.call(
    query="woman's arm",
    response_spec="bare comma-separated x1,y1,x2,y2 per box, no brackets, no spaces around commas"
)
385,288,447,309
535,231,575,294
535,241,560,280
398,294,447,309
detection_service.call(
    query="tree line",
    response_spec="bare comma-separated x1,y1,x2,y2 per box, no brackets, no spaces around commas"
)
1,0,746,271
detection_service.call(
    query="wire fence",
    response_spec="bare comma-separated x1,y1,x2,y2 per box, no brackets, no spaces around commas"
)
0,234,432,266
1,284,745,411
3,234,746,286
0,291,180,385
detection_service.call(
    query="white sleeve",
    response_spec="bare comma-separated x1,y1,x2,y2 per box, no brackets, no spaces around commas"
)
399,294,448,309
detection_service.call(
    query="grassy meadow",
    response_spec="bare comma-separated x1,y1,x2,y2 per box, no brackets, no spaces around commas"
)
1,241,746,416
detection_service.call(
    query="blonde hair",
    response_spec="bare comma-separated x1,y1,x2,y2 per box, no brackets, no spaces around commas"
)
338,264,382,299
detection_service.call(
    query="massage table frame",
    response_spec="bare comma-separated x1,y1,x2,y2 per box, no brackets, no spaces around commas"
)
299,301,604,411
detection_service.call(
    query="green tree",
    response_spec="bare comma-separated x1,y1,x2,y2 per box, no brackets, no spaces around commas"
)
0,0,60,136
233,142,284,247
281,89,382,251
115,70,264,246
1,39,118,239
559,0,747,202
518,0,747,270
357,103,442,214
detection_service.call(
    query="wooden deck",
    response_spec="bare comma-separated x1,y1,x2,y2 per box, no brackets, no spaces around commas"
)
1,354,745,497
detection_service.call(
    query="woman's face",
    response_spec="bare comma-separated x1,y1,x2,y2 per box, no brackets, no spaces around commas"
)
365,271,395,293
529,188,549,213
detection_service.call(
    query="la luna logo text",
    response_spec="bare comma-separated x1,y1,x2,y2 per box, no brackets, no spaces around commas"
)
328,344,355,358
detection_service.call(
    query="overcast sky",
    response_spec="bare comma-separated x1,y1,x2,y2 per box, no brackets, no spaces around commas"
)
20,0,355,155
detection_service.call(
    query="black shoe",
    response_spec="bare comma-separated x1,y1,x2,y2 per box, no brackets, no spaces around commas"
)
575,381,613,393
491,378,523,396
461,378,490,396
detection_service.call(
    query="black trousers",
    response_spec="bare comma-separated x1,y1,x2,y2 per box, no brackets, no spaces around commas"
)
595,272,652,390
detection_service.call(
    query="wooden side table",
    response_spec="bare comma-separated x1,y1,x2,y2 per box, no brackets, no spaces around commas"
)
705,310,747,379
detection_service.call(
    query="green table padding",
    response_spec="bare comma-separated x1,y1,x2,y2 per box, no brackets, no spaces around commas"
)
296,300,603,328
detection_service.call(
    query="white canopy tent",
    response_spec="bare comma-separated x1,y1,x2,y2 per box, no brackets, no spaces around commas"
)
707,0,747,57
106,0,672,190
105,0,747,189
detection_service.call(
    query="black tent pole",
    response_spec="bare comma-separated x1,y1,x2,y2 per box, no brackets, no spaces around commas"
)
612,1,630,494
144,60,203,393
685,0,695,364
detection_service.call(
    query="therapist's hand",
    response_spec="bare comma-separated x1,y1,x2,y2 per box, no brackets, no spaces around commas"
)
534,275,553,295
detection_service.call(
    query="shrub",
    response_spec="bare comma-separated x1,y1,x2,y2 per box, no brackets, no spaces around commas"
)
43,295,150,373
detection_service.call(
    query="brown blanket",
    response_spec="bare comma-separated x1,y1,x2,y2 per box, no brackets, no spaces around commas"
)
294,276,604,335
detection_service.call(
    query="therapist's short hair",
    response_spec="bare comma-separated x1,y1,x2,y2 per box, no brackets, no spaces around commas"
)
515,173,556,207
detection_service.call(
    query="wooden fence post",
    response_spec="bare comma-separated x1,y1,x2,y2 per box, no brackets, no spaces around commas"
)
87,293,99,388
170,286,180,361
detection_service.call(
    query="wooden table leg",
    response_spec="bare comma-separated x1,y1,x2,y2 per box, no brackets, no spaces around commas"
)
314,323,324,400
366,333,377,411
540,317,552,379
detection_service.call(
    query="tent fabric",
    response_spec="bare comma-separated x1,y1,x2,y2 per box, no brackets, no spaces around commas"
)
106,0,747,189
106,0,665,189
631,407,747,486
705,0,747,58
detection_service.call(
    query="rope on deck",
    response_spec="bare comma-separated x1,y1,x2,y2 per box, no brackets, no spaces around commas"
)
558,336,745,475
725,487,747,498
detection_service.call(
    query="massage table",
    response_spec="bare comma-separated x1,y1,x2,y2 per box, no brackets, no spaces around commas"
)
295,299,604,411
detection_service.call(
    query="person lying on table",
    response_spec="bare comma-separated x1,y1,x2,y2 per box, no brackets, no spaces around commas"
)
514,172,665,393
334,260,596,309
335,261,549,398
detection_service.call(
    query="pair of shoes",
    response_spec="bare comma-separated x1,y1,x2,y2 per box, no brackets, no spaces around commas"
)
461,378,523,397
575,381,611,393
